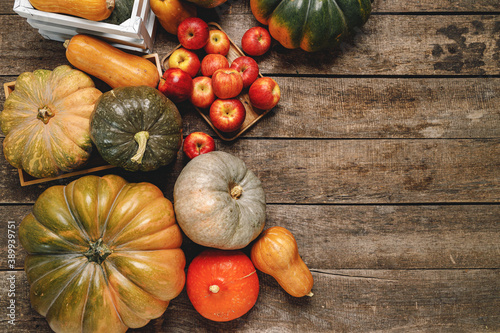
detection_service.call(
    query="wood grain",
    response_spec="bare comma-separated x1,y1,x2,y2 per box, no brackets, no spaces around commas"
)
1,269,498,332
3,76,499,139
1,14,500,76
1,138,498,204
1,204,499,271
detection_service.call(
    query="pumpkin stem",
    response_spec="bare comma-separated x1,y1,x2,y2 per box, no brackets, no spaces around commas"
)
209,285,220,294
306,291,314,297
37,106,54,124
131,131,150,164
230,184,243,199
106,0,115,10
84,238,112,264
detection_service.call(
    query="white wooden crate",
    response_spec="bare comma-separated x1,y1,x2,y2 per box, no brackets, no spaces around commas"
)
13,0,157,53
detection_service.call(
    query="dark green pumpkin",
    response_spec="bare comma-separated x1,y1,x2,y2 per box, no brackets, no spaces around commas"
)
90,86,182,172
102,0,135,25
250,0,372,52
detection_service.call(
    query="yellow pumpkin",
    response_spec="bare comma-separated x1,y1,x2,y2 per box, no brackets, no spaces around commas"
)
0,65,101,178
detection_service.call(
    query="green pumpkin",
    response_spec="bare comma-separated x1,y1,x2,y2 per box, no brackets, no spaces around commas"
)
0,65,101,178
250,0,372,52
102,0,135,25
90,86,182,172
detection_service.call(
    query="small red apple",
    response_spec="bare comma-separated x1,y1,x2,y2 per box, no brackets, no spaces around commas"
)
190,76,215,109
177,17,210,50
204,29,231,55
201,54,230,77
241,26,271,56
212,68,244,99
168,48,201,78
248,77,280,109
210,99,246,133
183,132,215,159
158,68,193,103
230,56,259,88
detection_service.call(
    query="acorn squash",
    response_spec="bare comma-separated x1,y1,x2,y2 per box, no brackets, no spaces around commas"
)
103,0,134,25
0,65,101,178
90,85,182,172
19,174,186,333
250,0,372,52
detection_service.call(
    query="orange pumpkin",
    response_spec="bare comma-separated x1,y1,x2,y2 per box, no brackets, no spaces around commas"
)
186,249,259,321
150,0,197,35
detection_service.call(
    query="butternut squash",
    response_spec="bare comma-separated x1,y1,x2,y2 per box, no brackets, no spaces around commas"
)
29,0,115,21
64,34,160,89
251,226,314,297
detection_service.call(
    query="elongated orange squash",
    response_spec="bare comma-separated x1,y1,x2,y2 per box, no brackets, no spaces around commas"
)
29,0,115,21
64,34,160,89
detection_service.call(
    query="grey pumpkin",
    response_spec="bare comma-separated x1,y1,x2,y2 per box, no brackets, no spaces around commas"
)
174,151,266,250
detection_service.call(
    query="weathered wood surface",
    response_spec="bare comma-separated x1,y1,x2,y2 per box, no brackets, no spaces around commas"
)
1,138,499,204
2,76,499,139
1,0,499,332
2,204,500,271
1,14,500,76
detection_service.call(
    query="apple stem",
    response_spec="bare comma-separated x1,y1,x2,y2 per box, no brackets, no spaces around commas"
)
209,285,220,294
131,131,150,164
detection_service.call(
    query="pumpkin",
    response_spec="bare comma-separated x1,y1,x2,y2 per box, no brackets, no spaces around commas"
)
251,226,314,297
0,65,101,178
187,249,259,322
174,151,266,250
150,0,197,35
90,85,182,172
250,0,372,52
19,174,186,333
28,0,115,21
103,0,134,25
64,34,160,89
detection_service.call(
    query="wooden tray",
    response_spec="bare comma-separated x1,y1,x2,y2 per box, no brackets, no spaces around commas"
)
2,53,162,186
161,22,272,141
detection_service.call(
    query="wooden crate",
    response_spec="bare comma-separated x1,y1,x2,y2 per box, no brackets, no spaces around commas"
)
2,53,163,186
13,0,157,53
161,22,274,141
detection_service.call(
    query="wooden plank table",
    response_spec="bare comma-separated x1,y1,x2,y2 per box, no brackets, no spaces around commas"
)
1,0,499,331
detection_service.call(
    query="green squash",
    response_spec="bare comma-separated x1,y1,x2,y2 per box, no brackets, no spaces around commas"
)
185,0,226,8
102,0,135,25
250,0,372,52
90,86,182,172
0,65,101,178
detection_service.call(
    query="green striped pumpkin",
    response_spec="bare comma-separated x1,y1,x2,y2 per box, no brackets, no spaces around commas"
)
250,0,372,52
0,65,101,178
90,86,183,172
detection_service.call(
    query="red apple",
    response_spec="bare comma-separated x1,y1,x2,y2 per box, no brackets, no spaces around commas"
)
183,132,215,159
190,76,215,109
177,17,210,50
168,48,200,78
201,54,230,77
248,77,280,109
158,68,193,103
204,29,231,55
241,26,271,56
212,68,244,99
230,56,259,88
210,99,246,133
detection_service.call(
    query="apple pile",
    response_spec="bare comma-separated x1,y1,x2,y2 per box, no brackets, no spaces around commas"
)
158,17,281,135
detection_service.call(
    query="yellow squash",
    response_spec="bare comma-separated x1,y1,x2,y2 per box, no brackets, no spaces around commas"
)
29,0,115,21
64,34,160,89
251,226,314,297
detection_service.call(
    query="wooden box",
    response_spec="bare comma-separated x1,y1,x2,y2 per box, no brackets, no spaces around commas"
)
13,0,157,53
161,22,274,141
2,54,163,186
